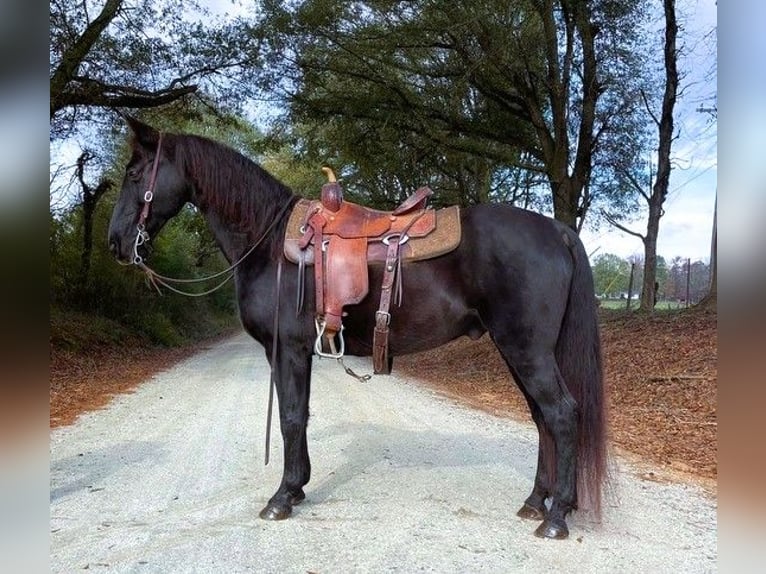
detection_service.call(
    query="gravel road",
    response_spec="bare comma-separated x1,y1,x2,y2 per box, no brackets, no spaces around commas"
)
50,332,717,573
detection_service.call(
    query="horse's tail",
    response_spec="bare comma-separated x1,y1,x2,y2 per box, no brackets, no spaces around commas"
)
556,231,609,518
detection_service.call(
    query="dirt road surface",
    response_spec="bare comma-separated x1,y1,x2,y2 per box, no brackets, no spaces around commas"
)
50,333,716,573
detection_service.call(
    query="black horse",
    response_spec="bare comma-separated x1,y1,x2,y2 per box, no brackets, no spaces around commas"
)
108,117,608,539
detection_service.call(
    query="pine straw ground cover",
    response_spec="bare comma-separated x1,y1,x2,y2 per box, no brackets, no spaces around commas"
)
50,344,206,427
49,312,235,427
50,308,716,488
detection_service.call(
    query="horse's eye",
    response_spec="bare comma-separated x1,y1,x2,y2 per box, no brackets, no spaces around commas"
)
126,166,141,181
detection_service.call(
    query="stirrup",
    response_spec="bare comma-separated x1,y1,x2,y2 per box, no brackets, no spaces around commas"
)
314,318,345,359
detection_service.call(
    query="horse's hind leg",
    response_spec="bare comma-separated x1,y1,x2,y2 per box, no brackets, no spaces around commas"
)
493,338,578,538
515,395,553,522
259,349,312,521
519,357,577,538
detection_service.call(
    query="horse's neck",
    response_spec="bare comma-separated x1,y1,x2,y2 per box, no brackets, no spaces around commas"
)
200,209,252,264
182,142,295,265
195,194,291,266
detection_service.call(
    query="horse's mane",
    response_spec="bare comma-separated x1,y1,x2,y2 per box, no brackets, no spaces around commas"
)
169,132,296,236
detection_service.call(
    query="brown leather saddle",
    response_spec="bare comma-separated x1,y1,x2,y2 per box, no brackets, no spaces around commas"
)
284,168,461,374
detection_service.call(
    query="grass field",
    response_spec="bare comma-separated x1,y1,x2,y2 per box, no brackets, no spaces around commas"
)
598,298,690,310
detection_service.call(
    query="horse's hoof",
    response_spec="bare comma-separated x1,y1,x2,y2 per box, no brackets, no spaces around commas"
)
534,518,569,539
259,504,292,521
517,503,545,521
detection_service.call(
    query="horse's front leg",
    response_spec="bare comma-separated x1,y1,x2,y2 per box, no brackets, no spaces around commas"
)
259,346,312,520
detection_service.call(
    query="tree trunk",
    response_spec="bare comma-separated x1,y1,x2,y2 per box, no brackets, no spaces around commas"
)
698,193,717,309
534,0,597,232
640,0,678,313
710,195,717,296
551,177,580,230
627,262,636,310
73,152,111,302
640,204,661,311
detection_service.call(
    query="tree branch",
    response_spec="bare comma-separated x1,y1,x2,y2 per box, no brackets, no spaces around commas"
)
75,151,112,207
50,0,124,117
640,89,661,127
602,210,646,241
621,169,651,202
57,77,198,111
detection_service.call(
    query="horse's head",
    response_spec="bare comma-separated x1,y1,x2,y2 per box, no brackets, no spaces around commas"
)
108,116,190,264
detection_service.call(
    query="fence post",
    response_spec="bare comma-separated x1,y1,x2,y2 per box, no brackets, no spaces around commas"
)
626,262,636,310
685,257,691,308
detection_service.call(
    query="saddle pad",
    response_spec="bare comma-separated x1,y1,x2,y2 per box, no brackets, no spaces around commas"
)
284,200,462,265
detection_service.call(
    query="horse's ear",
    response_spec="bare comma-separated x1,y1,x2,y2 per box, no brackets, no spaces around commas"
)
123,113,160,148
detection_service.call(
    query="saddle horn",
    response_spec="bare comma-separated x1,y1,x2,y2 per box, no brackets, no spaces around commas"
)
320,167,342,212
321,167,337,183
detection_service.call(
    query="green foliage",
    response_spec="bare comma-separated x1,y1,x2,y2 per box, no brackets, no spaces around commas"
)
50,192,237,346
260,137,329,199
133,312,187,347
50,0,261,138
592,253,709,305
49,107,263,347
260,0,534,209
50,307,144,352
592,253,632,297
256,0,652,225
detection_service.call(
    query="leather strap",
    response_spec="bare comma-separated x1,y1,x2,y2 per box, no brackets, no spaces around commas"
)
392,186,433,215
264,258,283,466
372,237,401,374
306,212,327,316
372,209,429,374
137,133,164,231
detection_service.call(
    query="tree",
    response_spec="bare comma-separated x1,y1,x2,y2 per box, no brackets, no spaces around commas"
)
591,253,631,298
656,254,669,299
50,0,260,139
639,0,680,312
697,18,717,310
604,0,680,312
257,0,651,228
700,193,716,307
73,150,112,300
664,257,709,305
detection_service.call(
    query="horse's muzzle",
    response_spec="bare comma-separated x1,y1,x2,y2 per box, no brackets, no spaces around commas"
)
108,234,143,264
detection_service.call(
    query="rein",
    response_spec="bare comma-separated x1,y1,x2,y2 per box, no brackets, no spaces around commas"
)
264,258,282,466
136,204,291,297
130,133,294,296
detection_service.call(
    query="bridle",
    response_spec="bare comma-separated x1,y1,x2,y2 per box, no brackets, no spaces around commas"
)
132,133,164,267
128,132,293,297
